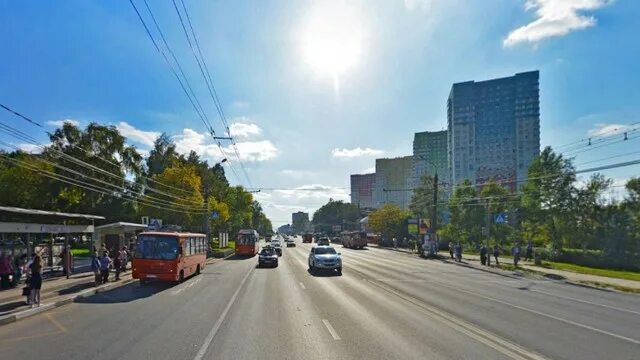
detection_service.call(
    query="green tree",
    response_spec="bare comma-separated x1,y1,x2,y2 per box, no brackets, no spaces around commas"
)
520,146,576,251
447,180,484,246
0,151,55,209
409,174,446,221
146,133,179,177
312,200,361,234
368,203,412,240
480,180,514,246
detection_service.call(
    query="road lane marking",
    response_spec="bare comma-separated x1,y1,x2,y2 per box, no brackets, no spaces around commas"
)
171,277,201,295
193,264,254,360
345,265,548,360
45,313,67,333
530,288,640,316
431,279,640,345
322,319,341,340
299,282,306,290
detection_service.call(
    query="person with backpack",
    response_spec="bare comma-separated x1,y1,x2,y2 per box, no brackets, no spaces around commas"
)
99,251,112,283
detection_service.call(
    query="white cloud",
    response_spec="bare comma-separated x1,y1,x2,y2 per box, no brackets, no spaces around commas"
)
587,123,630,137
331,147,384,158
228,120,262,141
403,0,432,12
173,128,278,163
46,119,80,128
504,0,612,47
116,122,161,148
17,143,42,154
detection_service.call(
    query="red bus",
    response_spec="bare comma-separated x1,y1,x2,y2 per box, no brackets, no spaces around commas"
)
236,229,259,256
132,231,207,284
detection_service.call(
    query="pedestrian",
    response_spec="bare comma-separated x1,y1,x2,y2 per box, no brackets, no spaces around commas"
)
113,249,122,281
448,241,454,259
120,246,129,272
99,251,112,283
29,255,43,308
512,243,521,266
525,241,533,262
60,247,73,276
90,253,102,286
454,242,462,262
493,245,500,265
13,254,27,286
480,244,488,265
0,254,13,289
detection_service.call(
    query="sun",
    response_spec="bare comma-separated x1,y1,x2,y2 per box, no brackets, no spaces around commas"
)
299,1,365,89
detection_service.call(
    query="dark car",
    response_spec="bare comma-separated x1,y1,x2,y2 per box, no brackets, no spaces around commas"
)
286,238,296,247
258,247,278,268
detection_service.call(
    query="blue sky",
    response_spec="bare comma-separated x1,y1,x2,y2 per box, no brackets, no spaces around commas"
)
1,0,639,226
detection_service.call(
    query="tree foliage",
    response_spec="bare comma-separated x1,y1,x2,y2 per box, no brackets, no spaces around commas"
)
312,200,360,234
368,203,411,240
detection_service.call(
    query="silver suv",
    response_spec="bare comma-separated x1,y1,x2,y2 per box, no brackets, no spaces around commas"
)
308,246,342,275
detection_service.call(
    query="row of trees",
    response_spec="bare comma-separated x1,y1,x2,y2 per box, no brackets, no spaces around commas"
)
363,147,640,269
0,122,272,236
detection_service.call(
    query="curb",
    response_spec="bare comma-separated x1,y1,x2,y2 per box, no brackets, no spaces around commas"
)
0,272,95,304
0,278,136,327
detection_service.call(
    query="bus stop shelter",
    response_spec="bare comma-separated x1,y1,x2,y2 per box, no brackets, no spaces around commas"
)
0,206,105,274
94,222,148,255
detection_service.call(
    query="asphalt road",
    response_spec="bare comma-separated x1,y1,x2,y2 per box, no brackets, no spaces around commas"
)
1,236,639,359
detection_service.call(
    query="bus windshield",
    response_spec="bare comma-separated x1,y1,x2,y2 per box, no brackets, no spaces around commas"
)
238,234,257,245
135,235,179,260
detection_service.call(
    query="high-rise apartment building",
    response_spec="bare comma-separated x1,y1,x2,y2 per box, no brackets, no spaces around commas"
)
447,71,540,190
412,130,449,188
350,173,376,209
373,156,413,209
291,211,310,233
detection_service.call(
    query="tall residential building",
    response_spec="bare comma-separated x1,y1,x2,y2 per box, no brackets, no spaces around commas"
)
291,211,310,233
412,130,449,188
350,173,376,209
447,70,540,190
373,156,413,209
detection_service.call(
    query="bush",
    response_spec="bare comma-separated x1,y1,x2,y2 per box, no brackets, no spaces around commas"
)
536,247,640,272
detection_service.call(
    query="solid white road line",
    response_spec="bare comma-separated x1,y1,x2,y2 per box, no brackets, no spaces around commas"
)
193,265,254,360
530,288,640,316
299,282,306,290
322,319,341,340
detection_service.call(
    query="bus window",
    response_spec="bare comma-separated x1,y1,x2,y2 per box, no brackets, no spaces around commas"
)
135,235,179,260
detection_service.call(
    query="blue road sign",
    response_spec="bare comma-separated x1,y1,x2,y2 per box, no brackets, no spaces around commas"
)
494,213,507,224
211,211,220,219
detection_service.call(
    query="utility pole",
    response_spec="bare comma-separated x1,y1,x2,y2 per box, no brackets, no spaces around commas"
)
203,182,210,243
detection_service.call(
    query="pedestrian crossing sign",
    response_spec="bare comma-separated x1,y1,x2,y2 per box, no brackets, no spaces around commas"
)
494,213,507,224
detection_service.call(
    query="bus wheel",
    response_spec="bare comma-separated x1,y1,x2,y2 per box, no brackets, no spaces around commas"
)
178,270,184,284
196,265,201,275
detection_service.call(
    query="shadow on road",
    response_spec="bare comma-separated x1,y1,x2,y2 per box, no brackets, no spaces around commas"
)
225,255,256,261
306,268,341,277
75,281,171,304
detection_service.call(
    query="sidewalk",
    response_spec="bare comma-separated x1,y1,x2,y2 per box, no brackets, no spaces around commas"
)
440,251,640,292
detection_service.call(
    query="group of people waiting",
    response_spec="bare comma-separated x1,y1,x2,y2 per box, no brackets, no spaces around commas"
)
90,246,130,286
449,241,535,267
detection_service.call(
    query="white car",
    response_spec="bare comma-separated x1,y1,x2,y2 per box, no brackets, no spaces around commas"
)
308,246,342,275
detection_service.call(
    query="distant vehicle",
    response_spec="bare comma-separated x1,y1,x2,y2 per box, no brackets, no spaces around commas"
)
286,239,296,247
265,235,272,242
258,247,278,268
236,229,259,256
133,231,207,284
302,233,313,243
308,246,342,275
316,237,330,246
271,240,283,256
341,231,367,249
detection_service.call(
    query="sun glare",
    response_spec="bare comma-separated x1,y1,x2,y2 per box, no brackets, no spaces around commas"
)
299,1,365,90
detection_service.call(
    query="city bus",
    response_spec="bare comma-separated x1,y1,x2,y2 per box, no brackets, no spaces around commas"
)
236,229,259,256
132,231,207,284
